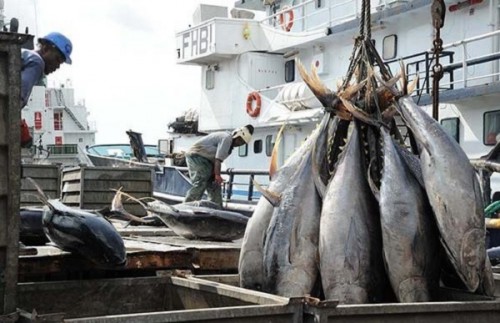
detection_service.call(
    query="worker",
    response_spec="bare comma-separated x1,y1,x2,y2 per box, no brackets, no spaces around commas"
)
20,32,73,147
184,125,254,206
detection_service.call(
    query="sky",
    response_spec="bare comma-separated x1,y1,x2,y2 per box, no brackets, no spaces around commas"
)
4,0,234,144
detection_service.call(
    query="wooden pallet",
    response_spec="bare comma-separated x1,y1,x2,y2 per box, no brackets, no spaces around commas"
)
18,226,241,282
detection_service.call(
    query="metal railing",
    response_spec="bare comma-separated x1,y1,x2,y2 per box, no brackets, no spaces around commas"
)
223,168,269,202
383,29,500,96
259,0,402,33
46,144,79,155
170,166,269,203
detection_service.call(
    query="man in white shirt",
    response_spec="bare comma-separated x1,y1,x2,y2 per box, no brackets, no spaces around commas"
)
184,125,254,206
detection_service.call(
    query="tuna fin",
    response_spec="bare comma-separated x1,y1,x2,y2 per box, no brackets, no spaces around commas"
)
338,96,384,128
367,159,380,201
253,179,281,207
26,177,52,209
270,123,286,180
109,189,154,223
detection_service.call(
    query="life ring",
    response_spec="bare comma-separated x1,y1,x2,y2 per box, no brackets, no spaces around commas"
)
246,92,261,118
279,6,294,32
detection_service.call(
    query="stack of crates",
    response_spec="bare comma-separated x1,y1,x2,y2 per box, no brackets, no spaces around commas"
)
61,166,154,216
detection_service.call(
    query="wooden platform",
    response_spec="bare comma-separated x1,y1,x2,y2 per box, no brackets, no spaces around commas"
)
18,226,241,282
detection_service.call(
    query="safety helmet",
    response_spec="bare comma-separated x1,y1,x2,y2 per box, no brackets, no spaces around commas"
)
40,32,73,64
232,125,254,144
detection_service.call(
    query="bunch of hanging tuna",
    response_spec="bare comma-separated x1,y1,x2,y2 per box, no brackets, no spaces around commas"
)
239,38,495,304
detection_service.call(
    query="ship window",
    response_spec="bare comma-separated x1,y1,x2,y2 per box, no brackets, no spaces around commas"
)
254,139,263,154
265,135,274,156
285,60,295,83
383,35,397,60
206,69,215,90
440,118,460,143
238,144,248,157
484,110,500,145
54,111,63,130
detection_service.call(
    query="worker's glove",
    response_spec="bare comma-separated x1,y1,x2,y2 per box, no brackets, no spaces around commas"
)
214,174,223,185
20,119,33,148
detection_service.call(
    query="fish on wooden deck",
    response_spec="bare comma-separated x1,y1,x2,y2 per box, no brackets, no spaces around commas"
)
26,178,127,269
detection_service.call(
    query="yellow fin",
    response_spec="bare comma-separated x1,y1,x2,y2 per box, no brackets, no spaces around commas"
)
253,179,281,207
269,123,286,179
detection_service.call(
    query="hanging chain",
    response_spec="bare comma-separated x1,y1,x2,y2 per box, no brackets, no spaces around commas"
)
431,0,446,120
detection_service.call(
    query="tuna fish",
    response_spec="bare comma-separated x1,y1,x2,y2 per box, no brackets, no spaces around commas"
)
27,178,127,269
146,200,248,241
319,126,386,303
261,140,321,297
373,128,440,302
239,118,328,291
396,94,486,292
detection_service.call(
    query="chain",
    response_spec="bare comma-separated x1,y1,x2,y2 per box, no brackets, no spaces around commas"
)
431,0,446,120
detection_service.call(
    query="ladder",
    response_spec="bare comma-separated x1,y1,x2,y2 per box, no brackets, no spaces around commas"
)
55,89,86,130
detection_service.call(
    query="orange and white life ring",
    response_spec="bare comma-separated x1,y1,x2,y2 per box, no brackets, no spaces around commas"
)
246,92,261,118
279,6,294,32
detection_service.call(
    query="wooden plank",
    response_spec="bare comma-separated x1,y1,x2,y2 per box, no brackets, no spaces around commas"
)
133,236,242,250
83,179,152,192
81,168,153,181
61,182,82,193
18,245,193,278
118,227,177,237
18,277,170,318
61,171,82,182
21,165,60,178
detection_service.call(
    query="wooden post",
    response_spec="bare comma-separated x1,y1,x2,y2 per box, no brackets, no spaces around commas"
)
0,32,32,314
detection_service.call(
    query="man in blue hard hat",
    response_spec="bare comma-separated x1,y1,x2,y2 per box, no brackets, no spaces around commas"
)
20,32,73,148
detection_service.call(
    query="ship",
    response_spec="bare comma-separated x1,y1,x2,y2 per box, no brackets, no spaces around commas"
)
164,0,500,208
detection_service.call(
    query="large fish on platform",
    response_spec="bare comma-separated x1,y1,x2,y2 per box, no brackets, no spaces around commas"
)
396,94,487,292
146,200,248,241
374,128,440,302
320,126,386,304
27,178,127,269
261,139,321,297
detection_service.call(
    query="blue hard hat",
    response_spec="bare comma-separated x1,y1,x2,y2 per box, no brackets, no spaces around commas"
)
40,32,73,64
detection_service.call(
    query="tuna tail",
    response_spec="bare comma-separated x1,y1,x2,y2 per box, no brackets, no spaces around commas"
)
270,123,286,180
110,189,155,224
253,179,281,207
26,177,52,209
338,96,386,128
296,58,338,110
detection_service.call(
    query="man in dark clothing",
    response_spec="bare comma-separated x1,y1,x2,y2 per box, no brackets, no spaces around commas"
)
21,32,73,147
184,125,254,206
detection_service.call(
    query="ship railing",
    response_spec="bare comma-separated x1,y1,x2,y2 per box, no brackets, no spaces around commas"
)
222,168,269,202
259,0,405,33
166,165,269,203
439,29,500,88
383,29,500,96
259,0,359,33
46,144,79,155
